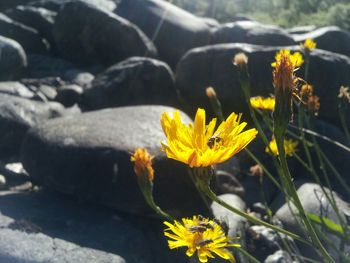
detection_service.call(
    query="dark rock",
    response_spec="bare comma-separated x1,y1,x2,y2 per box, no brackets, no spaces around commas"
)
116,0,211,68
0,94,69,159
0,12,50,54
53,0,157,67
55,84,83,107
0,0,32,11
0,36,27,80
264,250,294,263
0,81,34,99
200,17,221,29
273,182,350,261
286,25,317,35
20,106,208,217
248,225,295,261
211,21,295,46
63,70,94,87
5,6,56,49
292,26,350,57
0,190,186,263
28,0,117,12
176,43,350,125
213,170,245,198
82,57,178,110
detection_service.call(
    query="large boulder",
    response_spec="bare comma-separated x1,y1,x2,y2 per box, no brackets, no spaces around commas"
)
116,0,211,68
0,94,70,159
0,190,185,263
0,36,27,80
292,26,350,58
0,12,50,54
21,106,208,217
211,21,295,46
5,6,56,50
53,0,157,67
82,57,178,110
176,43,350,125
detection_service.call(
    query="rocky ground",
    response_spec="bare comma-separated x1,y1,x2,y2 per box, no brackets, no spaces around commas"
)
0,0,349,262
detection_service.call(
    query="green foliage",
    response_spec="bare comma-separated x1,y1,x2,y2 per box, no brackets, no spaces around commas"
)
170,0,350,31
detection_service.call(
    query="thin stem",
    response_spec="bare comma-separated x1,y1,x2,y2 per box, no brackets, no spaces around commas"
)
235,247,260,263
338,102,350,144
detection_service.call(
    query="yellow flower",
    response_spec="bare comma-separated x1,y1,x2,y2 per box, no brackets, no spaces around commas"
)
161,108,258,168
164,216,240,263
301,39,316,50
130,148,154,181
266,138,299,157
250,96,275,111
271,50,303,68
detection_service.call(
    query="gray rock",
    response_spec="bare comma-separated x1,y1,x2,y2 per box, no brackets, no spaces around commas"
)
292,26,350,57
264,250,294,263
211,193,247,238
63,70,94,87
0,0,32,11
5,5,56,49
212,21,295,46
28,0,117,12
53,0,157,66
0,81,34,99
286,25,317,35
0,94,68,158
0,189,186,263
0,12,50,54
0,36,27,80
273,182,350,261
82,57,178,110
21,106,208,216
116,0,211,68
176,43,350,125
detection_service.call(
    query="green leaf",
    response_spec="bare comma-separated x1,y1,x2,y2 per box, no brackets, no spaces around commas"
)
307,213,347,236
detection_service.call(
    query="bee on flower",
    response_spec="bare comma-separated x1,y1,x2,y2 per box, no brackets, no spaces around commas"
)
164,215,240,263
160,108,258,168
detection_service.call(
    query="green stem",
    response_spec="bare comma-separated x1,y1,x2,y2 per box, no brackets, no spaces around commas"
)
144,192,174,221
235,247,260,263
274,131,335,263
338,102,350,144
200,182,306,243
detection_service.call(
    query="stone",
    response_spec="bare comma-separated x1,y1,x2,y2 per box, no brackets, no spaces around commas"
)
176,43,350,125
0,81,34,99
82,57,178,110
0,94,68,158
273,182,350,261
28,0,117,12
5,5,56,49
286,25,317,35
63,70,94,87
0,12,50,54
116,0,211,68
21,106,208,217
0,36,27,81
55,84,83,107
211,193,247,238
292,26,350,58
0,1,32,11
211,21,295,46
264,250,294,263
53,0,157,66
0,189,186,263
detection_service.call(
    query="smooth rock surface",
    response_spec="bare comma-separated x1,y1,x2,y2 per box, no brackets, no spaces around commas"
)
0,12,49,54
53,0,157,66
0,81,34,99
212,21,295,46
0,189,185,263
21,106,208,217
28,0,117,12
116,0,211,68
292,26,350,57
0,36,27,80
264,250,294,263
82,57,178,110
0,94,68,158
